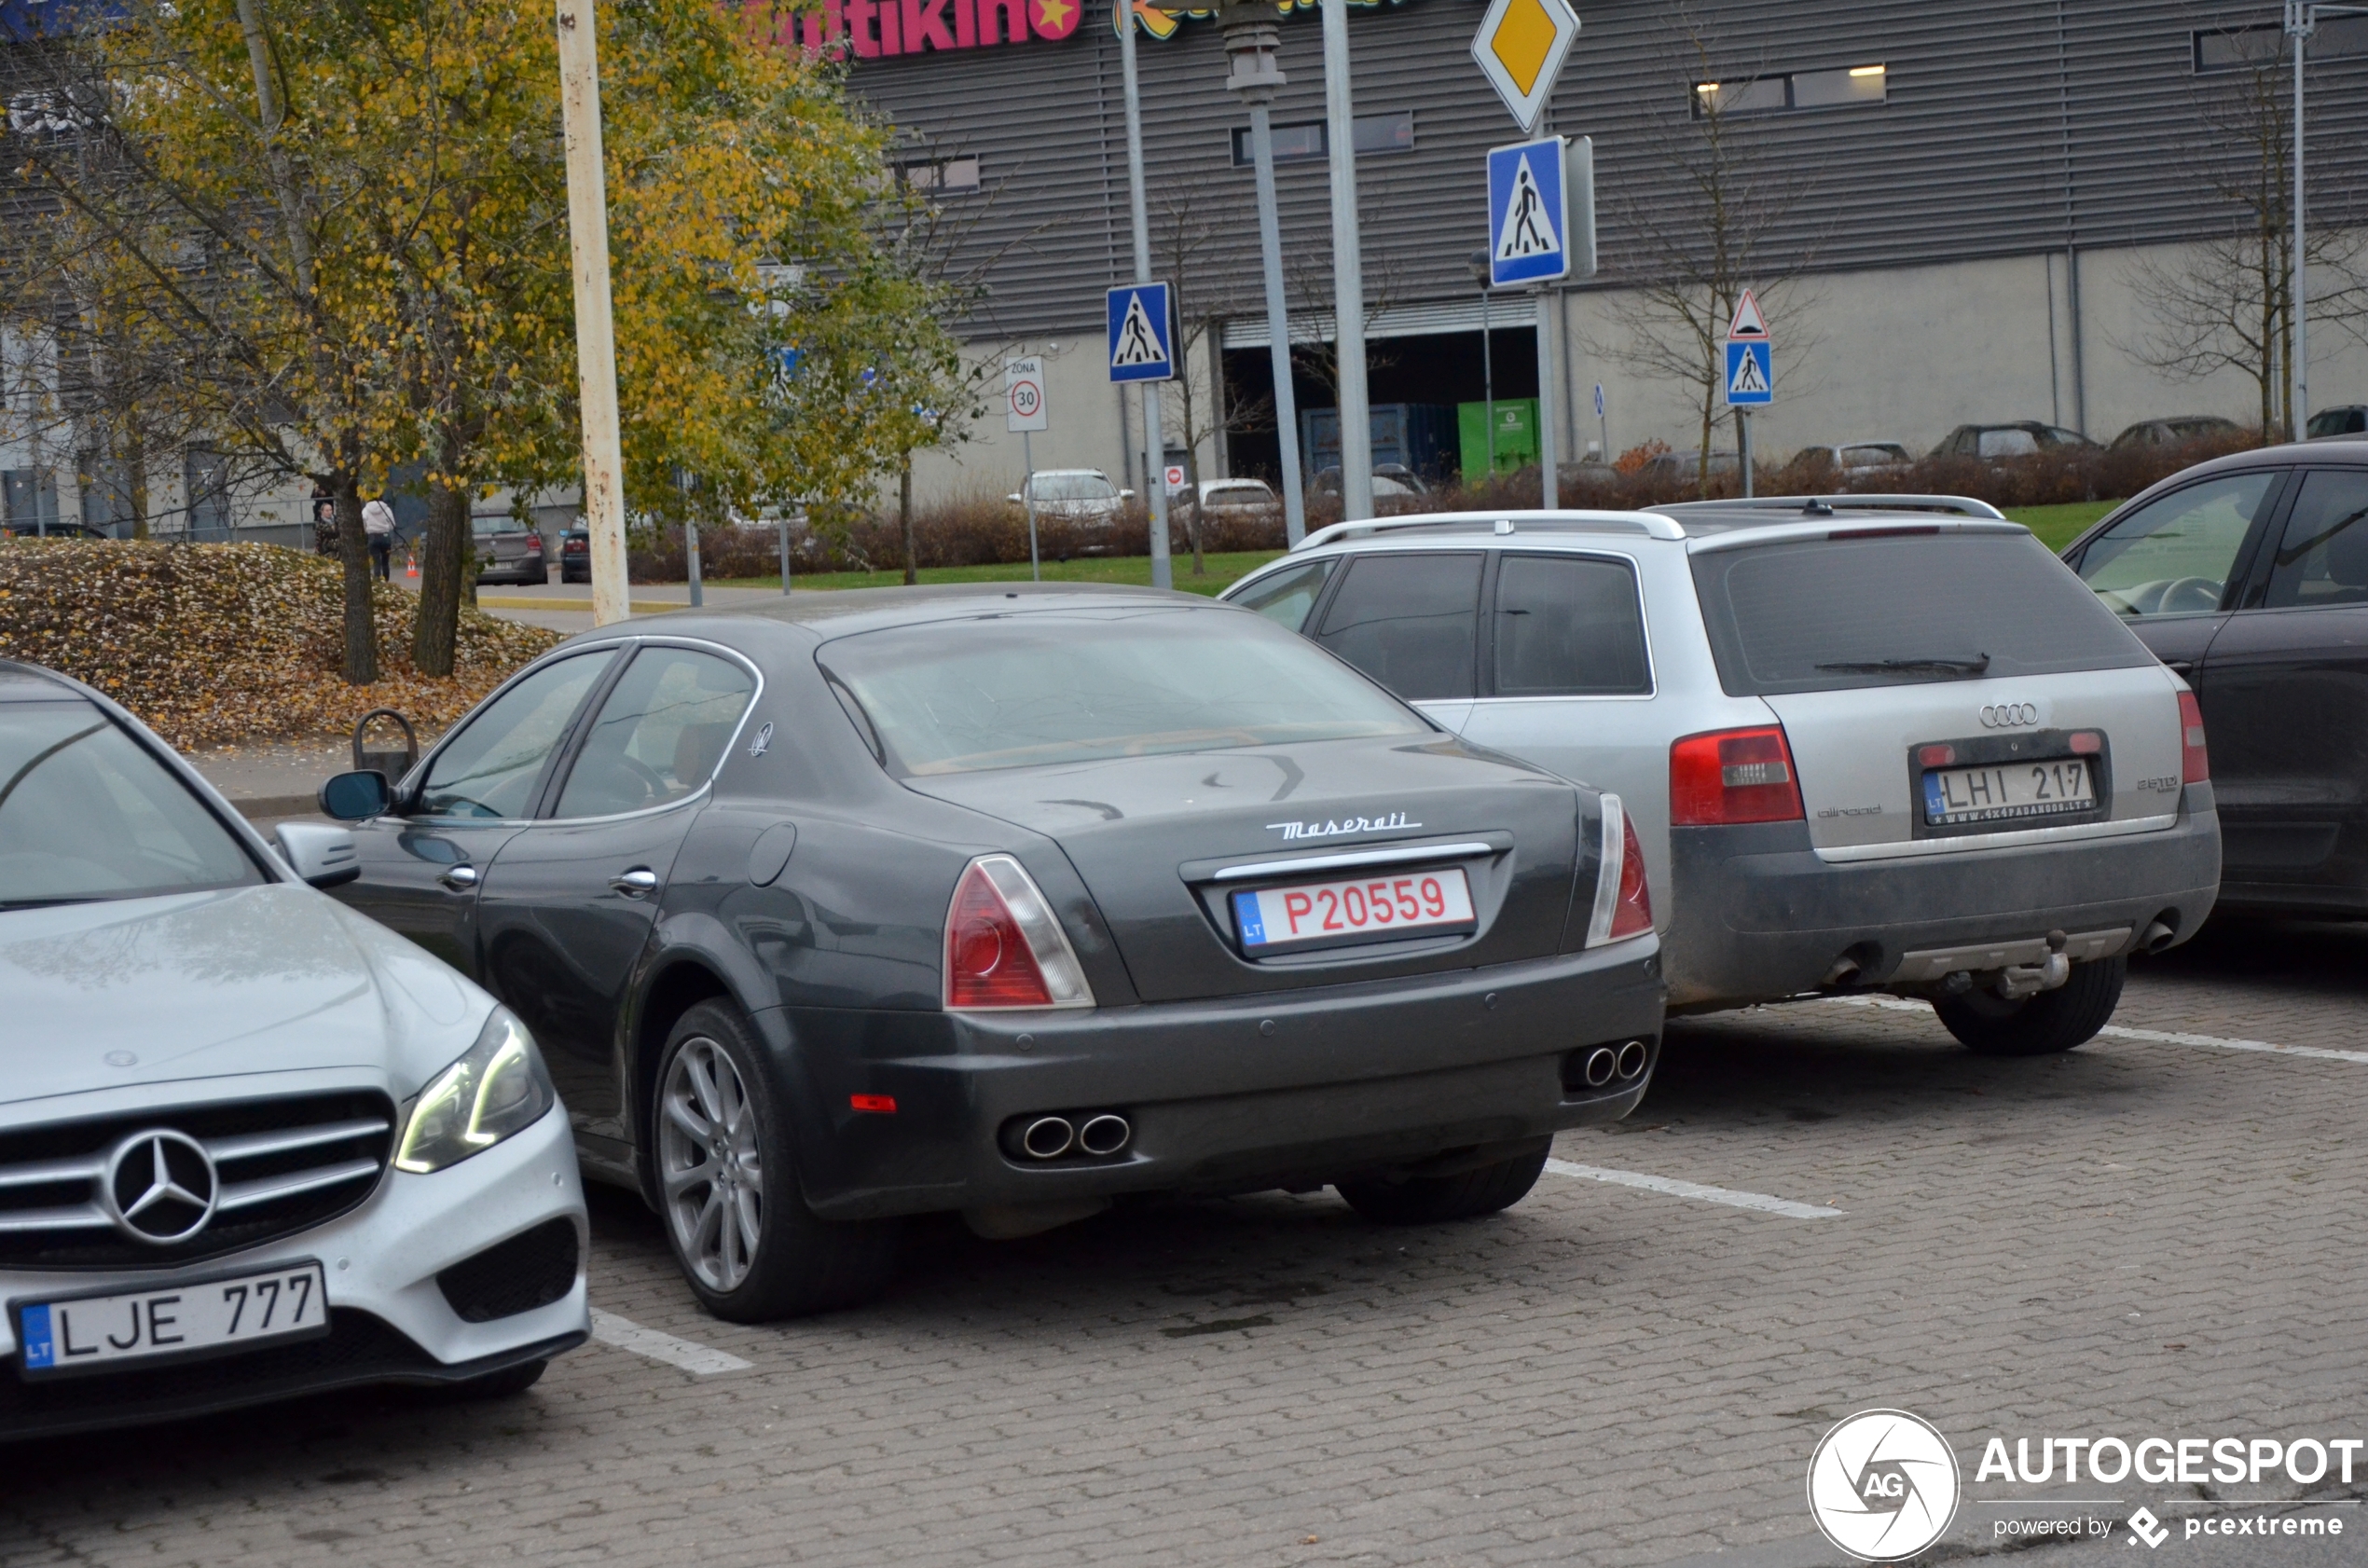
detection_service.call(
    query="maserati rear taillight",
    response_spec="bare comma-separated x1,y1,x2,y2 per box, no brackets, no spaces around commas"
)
1586,794,1655,946
943,856,1095,1011
1669,725,1805,826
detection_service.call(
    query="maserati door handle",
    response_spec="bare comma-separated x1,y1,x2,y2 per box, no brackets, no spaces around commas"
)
2164,659,2196,675
438,864,479,891
611,867,660,899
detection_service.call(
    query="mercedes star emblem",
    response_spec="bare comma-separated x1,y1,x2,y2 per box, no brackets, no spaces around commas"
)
102,1129,219,1245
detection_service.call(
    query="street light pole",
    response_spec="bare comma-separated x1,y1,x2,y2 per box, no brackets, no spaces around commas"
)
1219,1,1307,545
555,0,629,626
1117,0,1174,590
2285,1,2368,439
1467,250,1494,477
1320,0,1372,523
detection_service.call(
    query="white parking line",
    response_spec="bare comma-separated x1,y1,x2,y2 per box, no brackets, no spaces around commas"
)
1822,995,2368,1065
1543,1159,1846,1219
588,1307,752,1376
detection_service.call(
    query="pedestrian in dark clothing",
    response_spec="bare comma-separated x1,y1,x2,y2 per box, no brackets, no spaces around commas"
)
364,499,396,582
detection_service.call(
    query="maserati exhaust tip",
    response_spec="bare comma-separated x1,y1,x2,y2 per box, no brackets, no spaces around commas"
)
1582,1047,1618,1088
1076,1113,1132,1157
1020,1116,1076,1160
1617,1039,1649,1080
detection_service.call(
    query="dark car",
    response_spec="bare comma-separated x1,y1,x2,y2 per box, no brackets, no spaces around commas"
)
473,516,545,585
314,585,1664,1320
559,528,589,584
2307,406,2367,440
2108,416,2242,450
0,521,114,541
1931,421,2099,461
2061,437,2368,915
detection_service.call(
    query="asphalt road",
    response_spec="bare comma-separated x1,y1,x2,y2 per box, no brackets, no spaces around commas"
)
6,918,2366,1568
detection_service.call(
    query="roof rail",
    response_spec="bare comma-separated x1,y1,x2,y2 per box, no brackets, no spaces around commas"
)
1293,509,1687,551
1648,494,2007,520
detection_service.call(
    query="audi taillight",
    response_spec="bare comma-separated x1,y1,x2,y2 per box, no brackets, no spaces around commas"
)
2178,691,2209,784
943,855,1095,1011
1586,794,1656,946
1669,725,1805,826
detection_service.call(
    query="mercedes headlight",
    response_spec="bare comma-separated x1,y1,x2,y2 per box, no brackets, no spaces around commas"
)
395,1009,558,1174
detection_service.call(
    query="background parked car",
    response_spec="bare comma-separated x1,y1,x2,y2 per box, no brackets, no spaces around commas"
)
1312,467,1430,516
1223,499,2220,1056
559,528,589,584
0,521,113,541
2306,406,2366,439
1196,477,1279,520
473,515,546,585
1636,450,1743,488
2062,436,2368,916
1931,421,2100,460
1788,442,1913,482
0,660,588,1438
2109,416,2242,450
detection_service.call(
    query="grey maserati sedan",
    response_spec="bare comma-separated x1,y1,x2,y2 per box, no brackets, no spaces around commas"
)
315,585,1667,1322
0,663,588,1439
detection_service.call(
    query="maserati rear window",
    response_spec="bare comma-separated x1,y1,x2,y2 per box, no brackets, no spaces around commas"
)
819,608,1429,775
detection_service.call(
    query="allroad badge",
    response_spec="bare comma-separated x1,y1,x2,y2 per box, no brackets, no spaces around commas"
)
1980,703,2039,729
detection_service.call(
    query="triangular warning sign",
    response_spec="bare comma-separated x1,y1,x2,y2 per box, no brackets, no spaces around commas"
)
1110,292,1168,368
1728,289,1769,339
1494,153,1561,261
1728,344,1769,395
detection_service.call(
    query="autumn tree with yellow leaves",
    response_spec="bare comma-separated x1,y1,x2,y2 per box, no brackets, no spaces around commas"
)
12,0,949,679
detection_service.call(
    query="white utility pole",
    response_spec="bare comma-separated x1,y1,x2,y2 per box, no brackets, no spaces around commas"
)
1321,0,1372,523
1117,2,1174,590
2284,2,2368,437
1218,0,1308,544
556,0,629,626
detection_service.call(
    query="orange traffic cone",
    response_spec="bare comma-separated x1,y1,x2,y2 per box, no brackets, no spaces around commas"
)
405,553,418,579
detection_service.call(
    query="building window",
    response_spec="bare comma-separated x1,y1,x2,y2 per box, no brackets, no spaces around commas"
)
2195,19,2368,72
900,156,981,192
1693,63,1886,117
2,469,58,535
78,455,136,537
1231,110,1413,168
183,447,232,540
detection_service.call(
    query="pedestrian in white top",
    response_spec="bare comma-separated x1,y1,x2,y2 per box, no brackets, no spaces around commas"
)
363,499,397,581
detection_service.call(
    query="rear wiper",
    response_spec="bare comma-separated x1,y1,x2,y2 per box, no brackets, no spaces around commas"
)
1814,653,1991,676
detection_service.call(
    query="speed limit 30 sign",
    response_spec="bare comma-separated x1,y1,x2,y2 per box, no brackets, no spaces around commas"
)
1004,356,1049,433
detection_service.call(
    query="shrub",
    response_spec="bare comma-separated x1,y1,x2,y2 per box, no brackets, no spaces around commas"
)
0,539,558,750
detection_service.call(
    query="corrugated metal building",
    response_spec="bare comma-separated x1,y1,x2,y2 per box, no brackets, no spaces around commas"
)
848,0,2368,499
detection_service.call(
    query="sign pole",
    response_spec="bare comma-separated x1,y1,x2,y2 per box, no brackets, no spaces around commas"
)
1022,428,1040,581
1535,287,1557,508
1481,287,1494,475
1321,0,1373,524
1738,410,1753,498
1252,105,1309,544
778,516,791,595
556,0,629,627
1117,0,1173,590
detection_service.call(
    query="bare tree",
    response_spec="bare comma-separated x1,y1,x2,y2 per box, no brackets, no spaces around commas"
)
2115,49,2368,438
1586,9,1824,495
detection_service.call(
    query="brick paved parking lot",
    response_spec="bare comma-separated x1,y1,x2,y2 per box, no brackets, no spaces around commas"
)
7,920,2366,1568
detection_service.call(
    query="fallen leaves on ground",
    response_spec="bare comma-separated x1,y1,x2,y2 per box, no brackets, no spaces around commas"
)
0,540,559,750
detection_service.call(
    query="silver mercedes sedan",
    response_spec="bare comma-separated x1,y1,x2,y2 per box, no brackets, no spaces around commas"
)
0,660,588,1438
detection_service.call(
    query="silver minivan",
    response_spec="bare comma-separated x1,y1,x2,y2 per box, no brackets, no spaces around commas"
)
1221,498,2222,1056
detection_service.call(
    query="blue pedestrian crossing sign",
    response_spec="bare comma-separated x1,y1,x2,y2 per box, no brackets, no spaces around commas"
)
1724,339,1772,406
1107,282,1175,384
1486,136,1569,287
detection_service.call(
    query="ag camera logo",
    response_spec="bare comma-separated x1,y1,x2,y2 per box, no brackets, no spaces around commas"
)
1807,1410,1962,1561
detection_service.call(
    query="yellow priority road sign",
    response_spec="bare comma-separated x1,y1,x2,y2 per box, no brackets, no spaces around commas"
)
1470,0,1580,134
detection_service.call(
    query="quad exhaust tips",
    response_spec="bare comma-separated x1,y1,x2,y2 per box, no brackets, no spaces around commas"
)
1576,1039,1653,1091
1013,1111,1133,1162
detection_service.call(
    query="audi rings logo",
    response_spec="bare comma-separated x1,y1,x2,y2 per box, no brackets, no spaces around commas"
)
1980,703,2040,729
102,1129,218,1245
1807,1410,1962,1561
